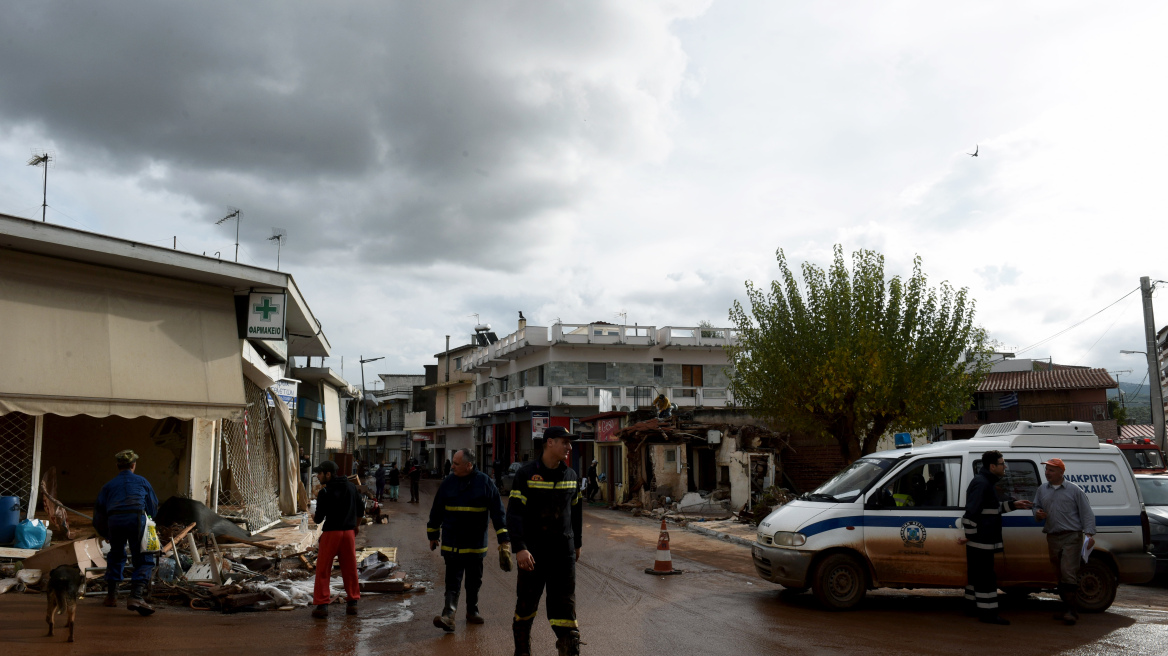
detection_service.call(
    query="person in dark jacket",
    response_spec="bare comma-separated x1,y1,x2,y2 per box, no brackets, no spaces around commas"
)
387,462,401,502
427,449,511,631
311,460,364,619
444,458,452,478
585,460,599,502
408,460,423,503
959,450,1033,625
299,447,312,491
507,426,583,656
94,449,159,615
375,463,387,500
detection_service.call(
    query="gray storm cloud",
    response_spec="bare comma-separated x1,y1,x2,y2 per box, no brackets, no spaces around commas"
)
0,1,704,267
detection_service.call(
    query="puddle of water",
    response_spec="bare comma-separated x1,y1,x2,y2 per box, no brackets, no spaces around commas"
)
354,599,415,655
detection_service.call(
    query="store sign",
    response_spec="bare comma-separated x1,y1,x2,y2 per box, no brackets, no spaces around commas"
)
531,411,550,438
596,417,620,442
247,292,286,341
412,432,433,442
267,378,299,410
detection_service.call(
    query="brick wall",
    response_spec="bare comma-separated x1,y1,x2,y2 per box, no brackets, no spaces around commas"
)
782,432,848,494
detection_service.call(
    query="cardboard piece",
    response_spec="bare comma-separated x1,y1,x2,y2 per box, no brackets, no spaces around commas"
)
21,539,107,579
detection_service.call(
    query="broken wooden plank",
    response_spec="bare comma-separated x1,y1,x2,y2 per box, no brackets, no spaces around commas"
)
222,592,269,608
161,523,198,555
0,547,37,559
217,535,280,550
359,579,411,593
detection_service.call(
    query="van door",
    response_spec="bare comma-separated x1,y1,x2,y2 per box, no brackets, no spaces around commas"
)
973,456,1048,585
864,457,966,586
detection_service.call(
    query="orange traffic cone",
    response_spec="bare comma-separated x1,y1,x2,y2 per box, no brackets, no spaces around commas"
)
644,519,684,575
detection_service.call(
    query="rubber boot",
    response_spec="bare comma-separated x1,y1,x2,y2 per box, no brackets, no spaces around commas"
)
1062,585,1079,625
126,582,155,616
346,599,359,616
103,585,118,607
433,591,457,632
465,588,484,624
312,604,328,619
555,628,582,656
513,620,533,656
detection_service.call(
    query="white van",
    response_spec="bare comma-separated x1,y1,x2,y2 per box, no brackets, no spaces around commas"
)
753,421,1156,611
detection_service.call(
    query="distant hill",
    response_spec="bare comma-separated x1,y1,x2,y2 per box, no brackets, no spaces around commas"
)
1107,381,1154,405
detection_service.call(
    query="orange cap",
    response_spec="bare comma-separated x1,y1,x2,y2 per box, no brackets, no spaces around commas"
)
1041,458,1066,470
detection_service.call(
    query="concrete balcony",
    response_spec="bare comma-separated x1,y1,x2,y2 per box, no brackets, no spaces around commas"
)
404,411,428,430
670,387,732,407
462,326,551,373
551,324,655,346
657,326,738,348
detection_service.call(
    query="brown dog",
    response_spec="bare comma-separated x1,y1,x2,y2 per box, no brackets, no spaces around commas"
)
46,564,83,642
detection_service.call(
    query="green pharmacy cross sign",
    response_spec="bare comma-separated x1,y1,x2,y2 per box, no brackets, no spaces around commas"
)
247,292,286,340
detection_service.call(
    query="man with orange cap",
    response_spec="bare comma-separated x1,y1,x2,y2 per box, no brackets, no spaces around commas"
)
1033,457,1096,625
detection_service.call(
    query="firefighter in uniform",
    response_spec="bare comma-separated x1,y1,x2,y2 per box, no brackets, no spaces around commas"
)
427,448,512,631
959,449,1033,625
507,426,583,656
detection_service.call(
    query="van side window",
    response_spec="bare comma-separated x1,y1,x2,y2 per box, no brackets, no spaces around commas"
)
876,458,961,508
973,459,1041,501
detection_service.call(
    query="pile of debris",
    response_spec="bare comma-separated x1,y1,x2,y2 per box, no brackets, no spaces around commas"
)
0,497,422,613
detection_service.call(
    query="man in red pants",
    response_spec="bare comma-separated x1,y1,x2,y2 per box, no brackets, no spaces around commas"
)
311,460,364,619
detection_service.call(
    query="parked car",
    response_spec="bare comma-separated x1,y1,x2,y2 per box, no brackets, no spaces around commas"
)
753,421,1157,611
499,462,524,494
1135,473,1168,577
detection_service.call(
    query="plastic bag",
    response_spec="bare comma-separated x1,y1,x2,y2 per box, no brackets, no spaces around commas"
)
140,516,161,552
13,519,47,550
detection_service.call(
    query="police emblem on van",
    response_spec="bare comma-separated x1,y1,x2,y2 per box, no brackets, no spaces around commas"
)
900,521,926,547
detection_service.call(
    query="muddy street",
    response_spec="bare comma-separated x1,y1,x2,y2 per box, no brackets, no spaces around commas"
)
2,480,1166,655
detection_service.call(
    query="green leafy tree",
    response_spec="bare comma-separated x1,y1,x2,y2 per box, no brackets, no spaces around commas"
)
727,246,992,463
1107,399,1129,427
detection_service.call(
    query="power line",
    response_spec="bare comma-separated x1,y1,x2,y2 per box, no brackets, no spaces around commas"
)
1073,293,1138,365
1016,287,1140,355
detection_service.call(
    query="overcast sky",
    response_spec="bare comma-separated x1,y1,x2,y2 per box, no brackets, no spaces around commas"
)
2,2,1167,387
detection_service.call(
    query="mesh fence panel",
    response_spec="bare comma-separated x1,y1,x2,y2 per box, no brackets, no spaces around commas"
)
217,381,282,534
0,413,35,515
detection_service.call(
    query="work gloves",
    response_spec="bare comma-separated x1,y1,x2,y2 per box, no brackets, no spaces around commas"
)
499,544,513,572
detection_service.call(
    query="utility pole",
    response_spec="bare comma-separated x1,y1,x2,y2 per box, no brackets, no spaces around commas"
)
444,335,451,424
1140,276,1166,451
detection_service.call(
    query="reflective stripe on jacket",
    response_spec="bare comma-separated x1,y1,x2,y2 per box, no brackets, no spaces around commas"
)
961,469,1017,552
427,470,508,555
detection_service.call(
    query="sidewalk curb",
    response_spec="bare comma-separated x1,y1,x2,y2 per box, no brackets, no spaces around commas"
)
684,523,756,548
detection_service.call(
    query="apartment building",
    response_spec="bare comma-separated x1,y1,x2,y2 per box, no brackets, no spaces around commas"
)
460,316,737,491
406,343,478,470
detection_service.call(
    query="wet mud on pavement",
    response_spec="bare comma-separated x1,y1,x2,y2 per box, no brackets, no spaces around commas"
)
2,480,1166,655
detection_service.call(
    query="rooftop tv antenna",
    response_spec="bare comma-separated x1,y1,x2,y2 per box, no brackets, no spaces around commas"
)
268,228,287,270
27,150,54,222
216,207,241,262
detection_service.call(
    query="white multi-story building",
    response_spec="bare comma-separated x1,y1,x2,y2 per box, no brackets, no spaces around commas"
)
459,316,737,492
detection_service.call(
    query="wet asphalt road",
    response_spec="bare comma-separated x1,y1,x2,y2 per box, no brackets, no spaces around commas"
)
2,479,1166,655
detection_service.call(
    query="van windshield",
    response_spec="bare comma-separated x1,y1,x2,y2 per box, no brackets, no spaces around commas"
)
1137,477,1168,506
806,458,896,503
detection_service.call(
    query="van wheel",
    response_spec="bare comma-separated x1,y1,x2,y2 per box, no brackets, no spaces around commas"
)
811,554,866,610
1076,561,1117,613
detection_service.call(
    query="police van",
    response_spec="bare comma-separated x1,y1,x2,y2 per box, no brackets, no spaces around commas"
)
752,421,1157,611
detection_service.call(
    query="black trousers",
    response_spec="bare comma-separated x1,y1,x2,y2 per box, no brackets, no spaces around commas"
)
965,547,999,616
409,479,420,501
586,478,599,501
376,481,385,499
514,548,577,637
444,554,485,607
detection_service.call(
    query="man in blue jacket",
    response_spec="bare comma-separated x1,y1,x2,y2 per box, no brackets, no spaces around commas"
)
94,449,159,616
958,449,1033,625
427,448,511,631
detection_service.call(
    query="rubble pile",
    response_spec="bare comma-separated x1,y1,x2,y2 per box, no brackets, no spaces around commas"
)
0,509,422,613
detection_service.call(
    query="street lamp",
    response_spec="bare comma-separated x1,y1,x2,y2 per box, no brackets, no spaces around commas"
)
359,356,384,463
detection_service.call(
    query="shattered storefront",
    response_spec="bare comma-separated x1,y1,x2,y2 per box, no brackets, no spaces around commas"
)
0,215,328,536
618,417,787,512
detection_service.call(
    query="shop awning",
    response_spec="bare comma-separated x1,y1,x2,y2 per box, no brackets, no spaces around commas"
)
0,250,246,419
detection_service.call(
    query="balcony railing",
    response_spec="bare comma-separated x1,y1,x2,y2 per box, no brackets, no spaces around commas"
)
958,403,1110,425
461,385,733,417
366,420,405,432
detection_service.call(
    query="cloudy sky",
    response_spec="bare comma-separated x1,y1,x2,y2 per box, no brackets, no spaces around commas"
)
2,1,1167,386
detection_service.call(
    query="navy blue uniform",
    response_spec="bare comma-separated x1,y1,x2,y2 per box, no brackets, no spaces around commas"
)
95,470,159,584
961,468,1021,617
507,458,582,639
427,470,508,610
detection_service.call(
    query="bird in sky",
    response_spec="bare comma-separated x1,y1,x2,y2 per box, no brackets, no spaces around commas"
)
968,145,979,157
